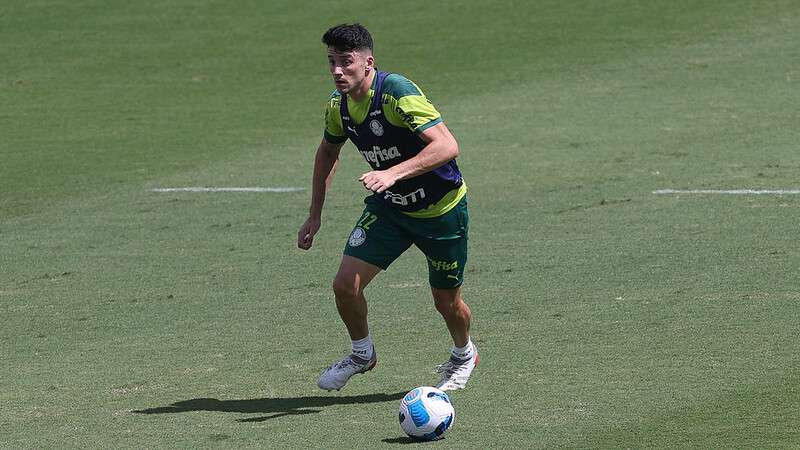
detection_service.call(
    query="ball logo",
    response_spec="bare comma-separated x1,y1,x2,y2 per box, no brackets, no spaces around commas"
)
369,119,384,136
404,388,421,402
348,227,367,247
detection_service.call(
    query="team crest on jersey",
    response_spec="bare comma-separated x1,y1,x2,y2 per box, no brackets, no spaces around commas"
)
348,227,367,247
369,119,384,136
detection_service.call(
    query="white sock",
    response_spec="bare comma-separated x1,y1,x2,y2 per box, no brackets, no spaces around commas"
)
351,335,373,361
451,338,474,360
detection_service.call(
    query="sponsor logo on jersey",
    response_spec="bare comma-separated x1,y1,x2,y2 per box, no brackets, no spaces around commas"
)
369,109,382,117
360,145,401,168
346,125,358,136
383,188,426,206
395,105,415,128
369,119,384,136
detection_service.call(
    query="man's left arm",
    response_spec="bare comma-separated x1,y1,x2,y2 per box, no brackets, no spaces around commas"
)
359,122,459,193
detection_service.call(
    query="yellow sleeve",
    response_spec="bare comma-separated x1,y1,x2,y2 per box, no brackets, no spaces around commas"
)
382,76,443,133
324,94,347,144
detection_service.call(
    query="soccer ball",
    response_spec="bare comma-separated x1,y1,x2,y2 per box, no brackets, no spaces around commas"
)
398,386,455,441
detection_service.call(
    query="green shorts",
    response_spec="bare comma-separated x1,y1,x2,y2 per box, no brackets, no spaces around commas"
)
343,195,469,289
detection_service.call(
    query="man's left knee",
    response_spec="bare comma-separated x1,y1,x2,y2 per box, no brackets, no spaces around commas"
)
432,288,461,311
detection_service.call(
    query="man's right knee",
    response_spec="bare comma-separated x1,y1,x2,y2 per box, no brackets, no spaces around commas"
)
332,256,382,302
332,274,360,301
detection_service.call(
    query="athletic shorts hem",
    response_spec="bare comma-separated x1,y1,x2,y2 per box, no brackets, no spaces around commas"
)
342,251,390,271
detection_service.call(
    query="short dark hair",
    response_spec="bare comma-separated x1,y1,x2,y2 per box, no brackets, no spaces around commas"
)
322,23,373,53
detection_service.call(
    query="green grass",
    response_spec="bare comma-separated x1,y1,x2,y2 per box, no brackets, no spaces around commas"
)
2,0,799,448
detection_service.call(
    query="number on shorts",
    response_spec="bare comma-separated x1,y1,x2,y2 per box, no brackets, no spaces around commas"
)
357,212,378,230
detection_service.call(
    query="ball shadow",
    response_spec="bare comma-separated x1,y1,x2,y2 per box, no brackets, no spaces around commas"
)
382,436,444,445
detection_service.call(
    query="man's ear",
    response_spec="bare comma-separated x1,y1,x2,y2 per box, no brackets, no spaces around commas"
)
365,54,375,73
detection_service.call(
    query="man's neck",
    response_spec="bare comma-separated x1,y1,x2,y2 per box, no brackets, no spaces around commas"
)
348,70,376,102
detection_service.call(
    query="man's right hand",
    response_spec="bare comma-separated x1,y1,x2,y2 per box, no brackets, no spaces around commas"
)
297,216,322,250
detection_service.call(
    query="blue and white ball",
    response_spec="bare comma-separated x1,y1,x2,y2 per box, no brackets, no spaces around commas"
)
398,386,455,441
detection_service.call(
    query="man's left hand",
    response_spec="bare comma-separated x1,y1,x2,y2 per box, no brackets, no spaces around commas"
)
359,170,398,193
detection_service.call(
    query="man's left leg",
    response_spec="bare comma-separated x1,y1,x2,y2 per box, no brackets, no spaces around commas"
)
432,287,479,391
432,287,471,348
410,197,476,390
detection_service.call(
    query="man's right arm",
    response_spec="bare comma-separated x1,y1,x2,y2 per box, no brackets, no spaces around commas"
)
298,138,344,250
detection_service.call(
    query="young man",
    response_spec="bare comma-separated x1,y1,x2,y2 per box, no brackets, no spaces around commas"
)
297,23,477,391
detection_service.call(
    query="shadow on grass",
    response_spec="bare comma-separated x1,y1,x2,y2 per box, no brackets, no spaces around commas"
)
382,436,422,445
133,391,406,422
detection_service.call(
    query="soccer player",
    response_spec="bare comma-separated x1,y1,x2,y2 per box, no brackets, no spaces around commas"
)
297,23,477,391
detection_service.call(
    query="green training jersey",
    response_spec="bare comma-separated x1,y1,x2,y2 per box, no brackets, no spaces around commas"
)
323,72,442,143
323,72,466,218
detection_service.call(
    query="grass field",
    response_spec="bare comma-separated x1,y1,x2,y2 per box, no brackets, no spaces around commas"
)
2,0,799,448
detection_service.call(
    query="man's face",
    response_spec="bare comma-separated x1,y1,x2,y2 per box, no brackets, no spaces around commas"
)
327,48,373,94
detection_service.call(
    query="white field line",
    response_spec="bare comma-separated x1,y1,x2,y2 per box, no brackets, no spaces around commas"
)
654,189,800,195
151,187,305,193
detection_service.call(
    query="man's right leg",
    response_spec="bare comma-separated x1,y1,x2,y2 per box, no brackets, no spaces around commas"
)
332,255,382,341
319,198,410,391
318,256,382,391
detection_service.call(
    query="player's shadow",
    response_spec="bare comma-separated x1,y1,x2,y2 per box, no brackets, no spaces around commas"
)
133,391,406,422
